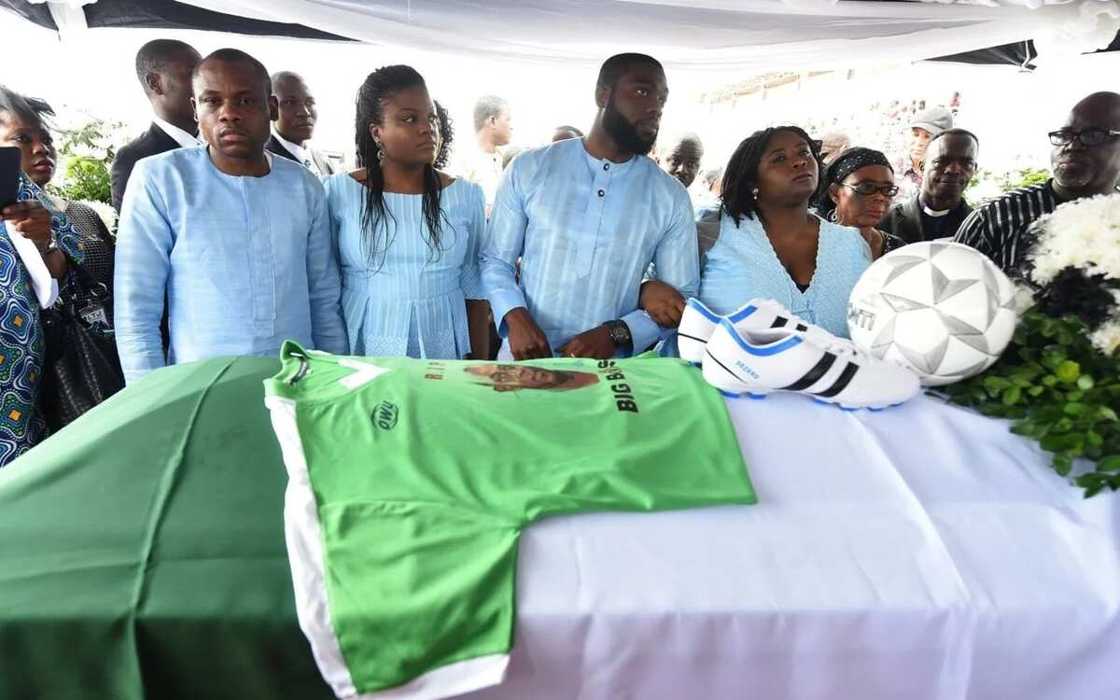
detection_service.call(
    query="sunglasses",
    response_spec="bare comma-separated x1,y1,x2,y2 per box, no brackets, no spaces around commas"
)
841,182,899,197
1048,128,1120,147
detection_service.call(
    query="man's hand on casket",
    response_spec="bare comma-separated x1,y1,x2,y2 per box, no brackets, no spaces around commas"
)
506,307,552,360
558,326,617,360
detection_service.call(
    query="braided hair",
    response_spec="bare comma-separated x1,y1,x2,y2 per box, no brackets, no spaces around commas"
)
720,125,822,226
354,65,445,270
433,99,454,169
0,85,55,131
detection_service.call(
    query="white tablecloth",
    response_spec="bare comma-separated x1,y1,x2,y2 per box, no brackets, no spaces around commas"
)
458,394,1120,700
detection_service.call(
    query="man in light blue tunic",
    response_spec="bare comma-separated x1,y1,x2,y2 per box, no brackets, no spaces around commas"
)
481,53,698,360
115,49,346,383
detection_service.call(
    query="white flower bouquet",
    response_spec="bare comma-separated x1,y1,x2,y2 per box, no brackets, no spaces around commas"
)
1028,193,1120,355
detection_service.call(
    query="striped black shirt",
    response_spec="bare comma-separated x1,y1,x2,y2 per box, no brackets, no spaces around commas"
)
953,180,1057,276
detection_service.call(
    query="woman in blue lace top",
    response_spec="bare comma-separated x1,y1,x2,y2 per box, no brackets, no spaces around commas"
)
698,126,872,338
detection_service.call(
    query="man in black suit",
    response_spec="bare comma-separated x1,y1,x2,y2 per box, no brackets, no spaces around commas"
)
110,39,202,212
266,71,337,177
881,129,978,244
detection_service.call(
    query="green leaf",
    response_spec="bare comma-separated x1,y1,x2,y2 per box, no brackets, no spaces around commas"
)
1013,421,1047,439
1077,375,1095,391
983,376,1012,392
1054,453,1073,476
1028,386,1045,397
1100,406,1119,422
1076,473,1104,489
1042,375,1058,387
1087,431,1104,448
1068,435,1085,456
1099,456,1120,472
1055,361,1081,383
1076,473,1106,498
1063,402,1087,416
1002,386,1022,406
1042,352,1066,370
1041,434,1068,453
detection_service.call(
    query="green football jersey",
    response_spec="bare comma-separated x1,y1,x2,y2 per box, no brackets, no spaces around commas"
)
265,342,756,699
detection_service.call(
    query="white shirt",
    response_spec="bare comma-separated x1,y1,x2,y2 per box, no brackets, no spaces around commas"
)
272,130,307,166
689,184,719,214
455,147,504,208
272,130,331,177
153,117,204,149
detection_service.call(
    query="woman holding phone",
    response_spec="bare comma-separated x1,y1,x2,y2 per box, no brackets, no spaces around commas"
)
0,87,95,466
0,87,116,324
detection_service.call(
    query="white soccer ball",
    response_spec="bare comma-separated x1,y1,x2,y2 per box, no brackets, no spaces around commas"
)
847,241,1018,386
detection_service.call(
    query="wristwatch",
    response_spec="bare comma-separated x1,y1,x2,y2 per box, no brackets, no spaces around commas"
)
602,320,633,352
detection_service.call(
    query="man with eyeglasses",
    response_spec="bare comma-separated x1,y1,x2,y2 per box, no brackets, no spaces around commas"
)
955,92,1120,275
882,128,978,244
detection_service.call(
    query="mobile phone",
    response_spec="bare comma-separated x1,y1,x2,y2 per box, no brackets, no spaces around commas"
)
0,147,21,210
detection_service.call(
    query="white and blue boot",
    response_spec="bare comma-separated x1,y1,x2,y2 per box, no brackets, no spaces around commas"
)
702,318,921,410
677,297,806,365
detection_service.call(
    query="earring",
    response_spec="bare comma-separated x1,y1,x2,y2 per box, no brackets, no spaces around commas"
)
828,210,838,223
752,187,759,197
376,149,384,163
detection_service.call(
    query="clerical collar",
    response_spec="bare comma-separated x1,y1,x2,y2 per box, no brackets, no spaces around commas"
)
922,203,952,218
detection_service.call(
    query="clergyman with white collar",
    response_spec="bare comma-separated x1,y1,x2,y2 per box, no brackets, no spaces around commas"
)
881,128,978,244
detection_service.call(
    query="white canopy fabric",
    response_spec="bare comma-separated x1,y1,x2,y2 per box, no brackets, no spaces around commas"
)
67,0,1120,72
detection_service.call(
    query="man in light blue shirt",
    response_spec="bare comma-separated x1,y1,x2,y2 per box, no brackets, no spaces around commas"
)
115,48,345,383
481,53,698,360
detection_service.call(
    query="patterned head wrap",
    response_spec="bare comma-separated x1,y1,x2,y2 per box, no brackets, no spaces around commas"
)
824,147,893,187
816,147,893,220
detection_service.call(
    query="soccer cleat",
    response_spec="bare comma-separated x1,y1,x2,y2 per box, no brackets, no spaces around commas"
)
701,319,921,410
677,297,812,365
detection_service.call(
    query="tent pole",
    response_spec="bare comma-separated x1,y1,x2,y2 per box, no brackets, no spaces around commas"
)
43,0,89,39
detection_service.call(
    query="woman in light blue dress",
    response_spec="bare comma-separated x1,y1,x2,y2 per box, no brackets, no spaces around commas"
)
326,65,490,359
698,126,872,338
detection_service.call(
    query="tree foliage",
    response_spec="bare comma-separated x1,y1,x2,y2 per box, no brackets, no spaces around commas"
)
47,116,123,206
